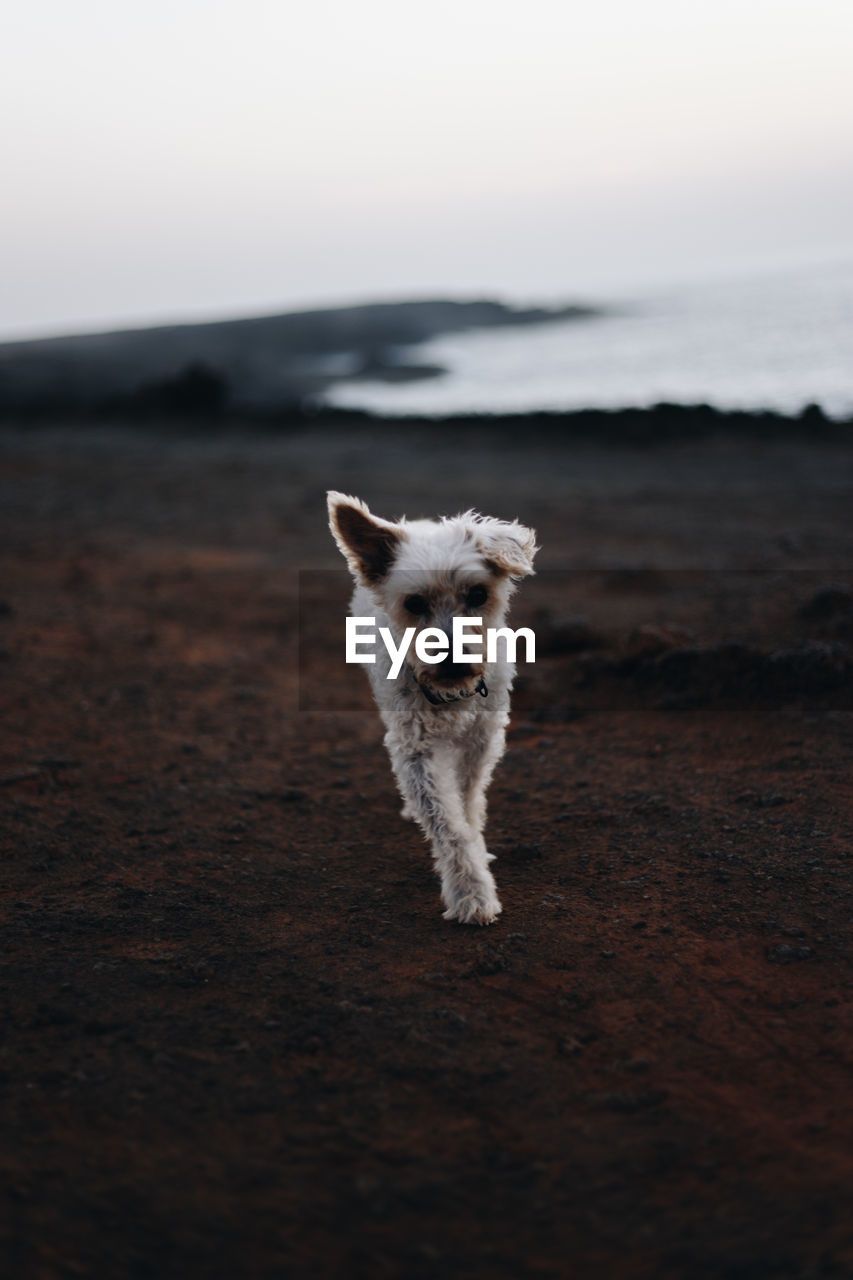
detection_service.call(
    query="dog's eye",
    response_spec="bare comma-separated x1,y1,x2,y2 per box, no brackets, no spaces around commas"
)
466,585,488,608
404,594,429,616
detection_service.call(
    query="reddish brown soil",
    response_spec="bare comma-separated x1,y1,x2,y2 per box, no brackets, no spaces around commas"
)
1,421,852,1279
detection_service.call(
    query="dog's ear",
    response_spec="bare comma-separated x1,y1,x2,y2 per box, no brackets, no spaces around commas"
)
327,491,405,584
474,518,538,578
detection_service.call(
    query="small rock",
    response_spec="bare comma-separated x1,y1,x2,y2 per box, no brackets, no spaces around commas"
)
0,767,41,787
767,943,814,964
737,791,791,808
799,584,852,620
610,1057,650,1074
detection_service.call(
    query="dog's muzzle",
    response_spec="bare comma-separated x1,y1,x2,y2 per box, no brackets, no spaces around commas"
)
419,677,488,706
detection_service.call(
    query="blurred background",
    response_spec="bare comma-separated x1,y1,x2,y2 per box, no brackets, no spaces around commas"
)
2,0,852,417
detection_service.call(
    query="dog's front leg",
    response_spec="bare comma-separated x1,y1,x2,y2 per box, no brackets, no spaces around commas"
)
459,718,506,836
395,747,502,925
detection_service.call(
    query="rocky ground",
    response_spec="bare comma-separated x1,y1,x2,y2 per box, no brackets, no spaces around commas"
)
1,418,852,1278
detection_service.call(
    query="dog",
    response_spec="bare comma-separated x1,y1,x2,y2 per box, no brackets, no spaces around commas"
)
327,491,538,924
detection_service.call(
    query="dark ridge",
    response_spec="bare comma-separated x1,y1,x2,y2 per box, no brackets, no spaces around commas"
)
584,640,853,707
0,297,599,416
2,390,848,445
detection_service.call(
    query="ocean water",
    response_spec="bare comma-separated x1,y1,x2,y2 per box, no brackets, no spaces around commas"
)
325,259,853,419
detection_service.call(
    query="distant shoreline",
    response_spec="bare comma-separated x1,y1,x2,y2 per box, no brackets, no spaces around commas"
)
0,297,599,418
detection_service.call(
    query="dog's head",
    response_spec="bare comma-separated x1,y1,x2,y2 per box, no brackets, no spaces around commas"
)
328,491,537,704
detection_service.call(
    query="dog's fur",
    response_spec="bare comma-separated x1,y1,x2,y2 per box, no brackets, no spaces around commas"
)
328,492,537,924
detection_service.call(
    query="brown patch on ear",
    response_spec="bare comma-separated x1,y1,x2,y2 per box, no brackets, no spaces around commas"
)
483,558,509,578
328,492,404,583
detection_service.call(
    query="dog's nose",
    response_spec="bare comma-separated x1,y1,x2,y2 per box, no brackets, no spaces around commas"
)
436,655,473,679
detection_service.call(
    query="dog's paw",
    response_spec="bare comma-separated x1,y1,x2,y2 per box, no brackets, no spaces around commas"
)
442,891,503,926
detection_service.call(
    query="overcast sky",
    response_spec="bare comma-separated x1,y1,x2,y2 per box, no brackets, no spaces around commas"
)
3,0,852,338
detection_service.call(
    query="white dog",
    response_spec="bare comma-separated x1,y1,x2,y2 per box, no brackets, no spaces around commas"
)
327,491,538,924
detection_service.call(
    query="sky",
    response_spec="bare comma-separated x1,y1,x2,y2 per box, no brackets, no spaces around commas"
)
2,0,852,339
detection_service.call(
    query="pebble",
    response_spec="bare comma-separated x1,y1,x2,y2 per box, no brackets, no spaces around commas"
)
766,943,815,964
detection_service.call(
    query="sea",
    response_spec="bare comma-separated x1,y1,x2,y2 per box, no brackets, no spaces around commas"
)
324,258,853,419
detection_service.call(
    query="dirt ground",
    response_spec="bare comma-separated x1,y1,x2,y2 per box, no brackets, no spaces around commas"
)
1,419,852,1279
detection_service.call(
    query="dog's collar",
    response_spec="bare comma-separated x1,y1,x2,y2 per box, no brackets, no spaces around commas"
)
419,677,488,707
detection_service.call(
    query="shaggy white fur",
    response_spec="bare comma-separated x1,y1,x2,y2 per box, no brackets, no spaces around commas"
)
328,491,538,924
